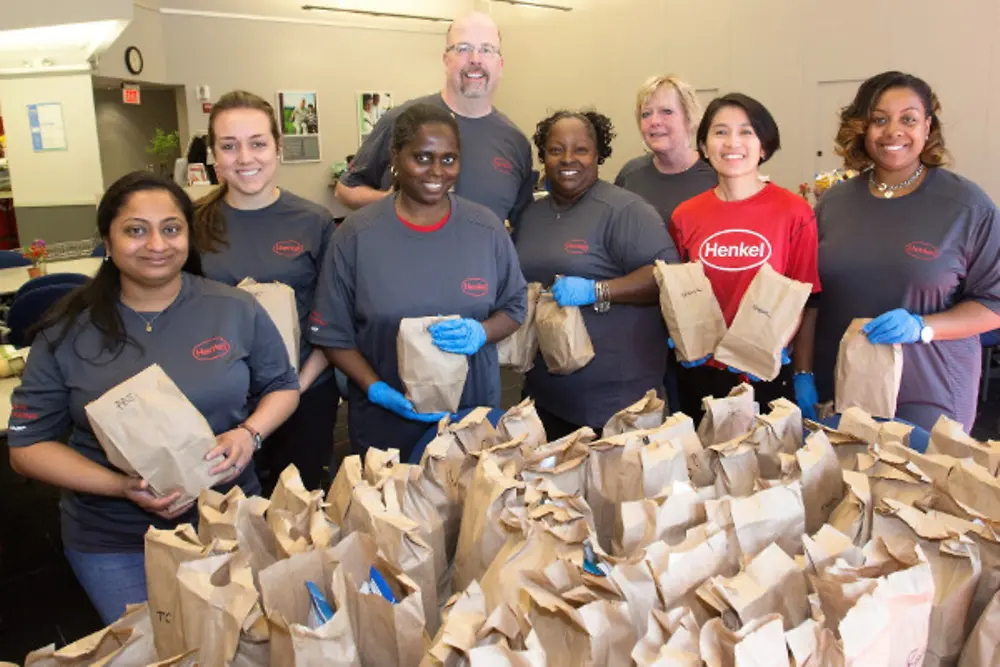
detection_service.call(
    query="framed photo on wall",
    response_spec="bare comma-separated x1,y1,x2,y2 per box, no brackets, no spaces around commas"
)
357,91,393,147
276,90,321,163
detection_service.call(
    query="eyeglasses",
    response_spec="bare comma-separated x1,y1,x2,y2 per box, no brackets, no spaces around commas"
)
445,43,501,57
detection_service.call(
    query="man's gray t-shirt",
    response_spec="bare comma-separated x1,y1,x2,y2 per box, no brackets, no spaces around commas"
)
201,190,335,372
7,275,300,552
614,155,717,224
308,194,527,453
514,180,680,428
340,93,535,224
815,168,1000,431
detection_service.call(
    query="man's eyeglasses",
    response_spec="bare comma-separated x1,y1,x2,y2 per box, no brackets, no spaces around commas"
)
446,43,501,57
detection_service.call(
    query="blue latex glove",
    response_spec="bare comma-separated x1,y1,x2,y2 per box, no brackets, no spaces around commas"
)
668,337,712,368
793,372,819,421
863,309,923,345
428,318,487,355
367,381,447,423
553,276,596,307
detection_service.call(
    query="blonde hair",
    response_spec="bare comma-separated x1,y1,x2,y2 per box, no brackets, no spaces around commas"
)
634,75,702,139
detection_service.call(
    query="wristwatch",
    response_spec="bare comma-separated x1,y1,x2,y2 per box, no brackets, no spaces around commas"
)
919,321,935,344
239,422,262,451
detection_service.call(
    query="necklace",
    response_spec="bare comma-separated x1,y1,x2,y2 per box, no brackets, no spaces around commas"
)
869,163,924,199
121,302,165,333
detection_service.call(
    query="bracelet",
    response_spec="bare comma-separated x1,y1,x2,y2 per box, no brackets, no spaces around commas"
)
593,280,611,314
793,370,813,376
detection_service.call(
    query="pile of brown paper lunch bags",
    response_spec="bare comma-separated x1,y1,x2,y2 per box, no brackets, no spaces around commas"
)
29,380,1000,666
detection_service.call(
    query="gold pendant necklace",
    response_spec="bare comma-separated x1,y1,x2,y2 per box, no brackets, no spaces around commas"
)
121,303,164,333
869,163,924,199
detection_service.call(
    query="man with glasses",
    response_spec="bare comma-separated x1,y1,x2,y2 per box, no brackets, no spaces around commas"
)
335,11,534,226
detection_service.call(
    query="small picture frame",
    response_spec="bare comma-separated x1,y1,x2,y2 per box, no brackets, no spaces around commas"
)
187,163,209,185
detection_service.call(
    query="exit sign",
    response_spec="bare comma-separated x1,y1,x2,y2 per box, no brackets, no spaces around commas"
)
122,84,141,105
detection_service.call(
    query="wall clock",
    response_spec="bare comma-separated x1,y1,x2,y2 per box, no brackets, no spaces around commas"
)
125,46,143,75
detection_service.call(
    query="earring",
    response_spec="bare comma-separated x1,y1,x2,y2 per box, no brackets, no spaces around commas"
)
103,255,110,262
390,165,398,178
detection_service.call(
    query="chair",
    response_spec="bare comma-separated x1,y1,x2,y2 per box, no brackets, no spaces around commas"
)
7,284,78,348
91,242,106,258
981,330,1000,403
0,249,30,268
12,272,89,303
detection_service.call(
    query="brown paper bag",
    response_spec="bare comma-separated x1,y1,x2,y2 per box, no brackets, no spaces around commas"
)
331,534,428,667
803,524,864,577
834,318,903,419
147,651,200,666
713,263,812,381
521,427,594,497
422,581,489,667
585,432,641,552
85,364,220,512
927,415,1000,475
616,482,717,555
746,397,801,478
700,614,788,667
959,587,1000,667
827,470,873,547
238,277,301,372
25,604,155,667
711,542,810,629
234,496,280,590
145,524,233,659
453,455,526,594
631,606,701,667
602,390,665,436
518,572,601,667
197,486,245,545
497,398,547,450
534,291,595,375
175,551,265,667
729,482,807,560
397,315,469,413
648,413,714,487
709,436,760,497
797,430,846,534
877,420,914,450
416,429,467,565
258,546,358,667
654,259,727,363
697,383,755,446
498,282,543,373
653,525,740,610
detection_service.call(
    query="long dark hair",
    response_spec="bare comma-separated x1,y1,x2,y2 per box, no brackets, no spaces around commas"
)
193,90,282,252
34,171,203,358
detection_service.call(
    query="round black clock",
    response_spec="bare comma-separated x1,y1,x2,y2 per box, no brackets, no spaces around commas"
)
125,46,143,75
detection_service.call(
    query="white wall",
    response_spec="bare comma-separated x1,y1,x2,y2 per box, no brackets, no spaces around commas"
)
96,3,169,84
0,73,103,206
490,0,1000,200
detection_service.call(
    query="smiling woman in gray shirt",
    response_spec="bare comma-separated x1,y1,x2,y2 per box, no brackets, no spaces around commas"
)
815,71,1000,431
7,172,300,624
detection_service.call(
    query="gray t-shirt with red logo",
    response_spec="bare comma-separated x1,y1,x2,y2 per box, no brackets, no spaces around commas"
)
514,179,680,428
7,274,300,552
308,194,527,453
614,155,717,225
815,168,1000,430
201,190,335,370
340,93,535,225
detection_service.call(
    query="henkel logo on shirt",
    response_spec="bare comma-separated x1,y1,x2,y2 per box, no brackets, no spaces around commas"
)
905,241,939,261
192,336,231,361
273,240,304,257
462,277,489,297
698,229,772,272
308,311,327,327
493,157,513,174
564,239,590,255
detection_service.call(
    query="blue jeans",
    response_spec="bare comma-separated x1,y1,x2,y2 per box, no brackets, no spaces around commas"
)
64,548,148,625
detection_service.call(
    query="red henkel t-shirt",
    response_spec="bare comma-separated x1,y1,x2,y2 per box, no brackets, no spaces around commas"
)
670,182,821,325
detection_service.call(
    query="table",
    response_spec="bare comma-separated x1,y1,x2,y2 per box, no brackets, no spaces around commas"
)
0,256,101,295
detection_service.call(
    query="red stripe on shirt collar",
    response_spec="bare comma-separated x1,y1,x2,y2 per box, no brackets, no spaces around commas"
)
397,210,451,233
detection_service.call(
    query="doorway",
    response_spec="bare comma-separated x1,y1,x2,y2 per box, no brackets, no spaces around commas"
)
814,79,864,176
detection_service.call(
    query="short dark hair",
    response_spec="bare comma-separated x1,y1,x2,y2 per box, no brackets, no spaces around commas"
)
834,71,949,171
532,110,615,165
696,93,781,165
36,171,202,359
389,103,461,190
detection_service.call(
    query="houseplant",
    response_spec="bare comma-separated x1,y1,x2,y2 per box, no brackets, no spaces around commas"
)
23,238,48,278
147,128,181,178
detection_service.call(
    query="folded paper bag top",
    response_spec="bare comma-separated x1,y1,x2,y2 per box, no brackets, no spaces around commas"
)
713,263,812,381
237,277,301,372
397,315,469,413
653,259,727,362
85,363,220,513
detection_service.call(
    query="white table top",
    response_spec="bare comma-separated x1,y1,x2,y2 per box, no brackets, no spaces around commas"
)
0,256,102,296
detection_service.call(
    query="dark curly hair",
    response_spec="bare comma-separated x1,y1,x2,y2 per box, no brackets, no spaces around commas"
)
532,110,615,165
834,71,950,171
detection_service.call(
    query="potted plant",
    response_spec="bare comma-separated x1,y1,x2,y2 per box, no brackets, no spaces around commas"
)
23,238,47,278
147,128,181,178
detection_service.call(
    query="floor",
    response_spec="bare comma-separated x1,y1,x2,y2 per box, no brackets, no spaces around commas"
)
1,369,998,661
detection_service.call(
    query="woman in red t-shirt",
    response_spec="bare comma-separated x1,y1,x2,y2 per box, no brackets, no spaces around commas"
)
670,93,821,420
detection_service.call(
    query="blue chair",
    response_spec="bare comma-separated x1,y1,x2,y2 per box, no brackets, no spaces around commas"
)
12,272,89,303
91,242,106,258
7,284,79,347
0,250,30,269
